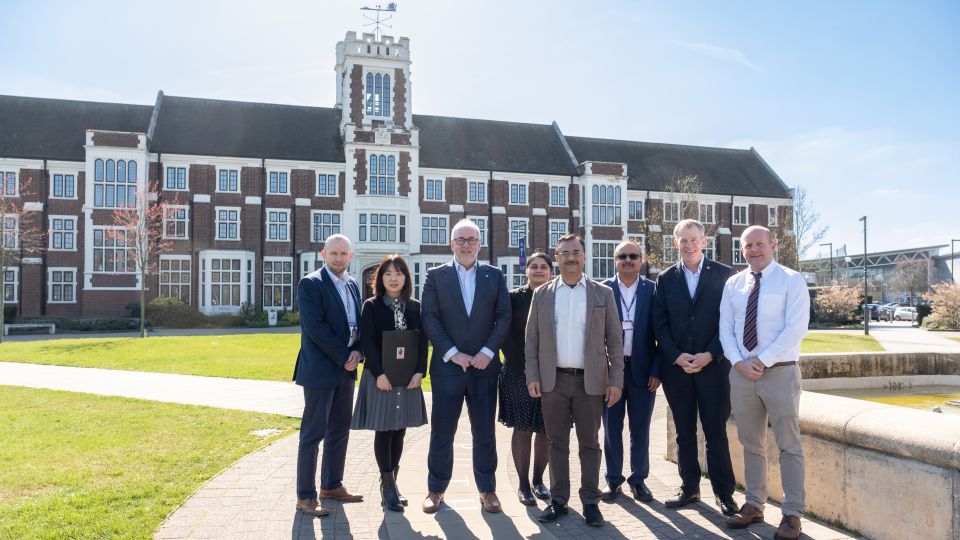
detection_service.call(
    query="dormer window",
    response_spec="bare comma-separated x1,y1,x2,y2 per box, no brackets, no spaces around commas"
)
365,72,392,117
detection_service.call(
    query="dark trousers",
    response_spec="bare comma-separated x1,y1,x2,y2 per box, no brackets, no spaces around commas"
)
542,372,604,505
296,374,355,500
661,361,735,496
427,372,498,493
602,361,656,488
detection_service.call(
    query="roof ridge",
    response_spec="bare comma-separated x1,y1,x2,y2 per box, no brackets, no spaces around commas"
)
413,112,555,129
567,134,754,154
162,94,337,111
0,94,152,108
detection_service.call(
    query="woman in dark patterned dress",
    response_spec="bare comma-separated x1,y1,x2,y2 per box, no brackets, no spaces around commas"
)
498,252,554,506
351,255,428,512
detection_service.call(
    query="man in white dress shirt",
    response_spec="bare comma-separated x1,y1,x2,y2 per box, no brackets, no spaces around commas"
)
719,226,809,540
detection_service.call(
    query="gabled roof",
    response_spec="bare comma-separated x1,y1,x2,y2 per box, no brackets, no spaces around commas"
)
566,136,792,198
0,95,152,161
150,94,344,162
414,114,579,177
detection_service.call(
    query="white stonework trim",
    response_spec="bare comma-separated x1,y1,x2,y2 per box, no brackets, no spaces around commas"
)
148,192,159,202
0,157,43,170
295,198,311,207
572,210,581,218
532,208,547,216
21,257,43,265
491,206,506,215
718,227,732,235
245,196,262,205
193,194,211,203
23,202,44,212
648,224,662,233
448,204,464,213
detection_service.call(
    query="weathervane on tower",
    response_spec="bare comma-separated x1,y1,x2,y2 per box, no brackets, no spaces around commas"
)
361,3,397,41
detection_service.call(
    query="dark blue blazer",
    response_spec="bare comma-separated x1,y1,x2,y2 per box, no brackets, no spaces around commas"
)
602,276,661,381
652,258,732,369
293,266,362,389
420,261,511,379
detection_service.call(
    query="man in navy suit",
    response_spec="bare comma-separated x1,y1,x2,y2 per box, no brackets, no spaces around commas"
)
293,234,364,517
652,219,737,516
600,239,661,503
420,218,511,514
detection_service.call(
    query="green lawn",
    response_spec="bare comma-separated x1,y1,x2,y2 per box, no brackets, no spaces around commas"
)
0,386,299,540
0,334,433,390
801,332,884,353
950,338,960,343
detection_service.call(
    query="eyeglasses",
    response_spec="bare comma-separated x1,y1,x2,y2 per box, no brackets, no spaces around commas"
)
616,253,641,260
453,237,480,246
557,250,582,259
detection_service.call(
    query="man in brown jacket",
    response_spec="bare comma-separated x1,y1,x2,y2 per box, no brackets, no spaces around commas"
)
526,233,624,528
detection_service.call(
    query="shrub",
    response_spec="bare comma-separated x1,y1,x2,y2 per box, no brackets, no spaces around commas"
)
239,302,267,326
279,311,300,326
145,297,208,328
3,305,17,323
60,318,141,332
924,282,960,330
126,302,142,318
916,303,932,325
814,285,861,325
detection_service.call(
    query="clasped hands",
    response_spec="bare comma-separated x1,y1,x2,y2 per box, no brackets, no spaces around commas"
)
734,357,765,381
450,351,491,372
675,351,713,374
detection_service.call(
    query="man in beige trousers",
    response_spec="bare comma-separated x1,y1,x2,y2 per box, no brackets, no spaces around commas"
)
525,233,624,528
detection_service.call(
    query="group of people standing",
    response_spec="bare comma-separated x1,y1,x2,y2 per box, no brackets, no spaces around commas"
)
291,216,809,540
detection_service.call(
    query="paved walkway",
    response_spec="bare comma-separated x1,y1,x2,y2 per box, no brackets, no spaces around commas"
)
860,323,960,353
1,361,855,539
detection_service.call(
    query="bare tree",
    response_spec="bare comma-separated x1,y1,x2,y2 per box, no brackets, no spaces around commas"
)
0,176,45,343
641,174,706,272
793,186,829,260
889,259,929,304
107,181,175,338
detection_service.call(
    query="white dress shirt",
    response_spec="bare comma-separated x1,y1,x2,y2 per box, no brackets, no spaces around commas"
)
681,256,704,299
719,261,810,367
443,259,495,362
555,275,588,369
616,276,639,357
325,266,358,347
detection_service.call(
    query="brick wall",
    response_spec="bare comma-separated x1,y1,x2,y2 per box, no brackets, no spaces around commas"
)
353,149,367,194
393,68,406,127
398,152,411,196
350,65,363,125
92,132,139,148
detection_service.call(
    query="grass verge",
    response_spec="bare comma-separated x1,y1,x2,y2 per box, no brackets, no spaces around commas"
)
801,332,884,353
0,385,299,540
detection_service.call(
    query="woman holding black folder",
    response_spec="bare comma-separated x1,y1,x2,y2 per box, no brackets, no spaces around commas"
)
351,255,428,512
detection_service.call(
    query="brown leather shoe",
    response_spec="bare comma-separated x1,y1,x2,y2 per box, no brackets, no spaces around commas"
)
318,485,363,502
479,492,502,513
296,498,330,517
774,514,802,540
725,503,764,529
422,492,444,513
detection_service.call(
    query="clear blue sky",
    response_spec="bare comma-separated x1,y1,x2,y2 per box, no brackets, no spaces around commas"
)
2,0,957,256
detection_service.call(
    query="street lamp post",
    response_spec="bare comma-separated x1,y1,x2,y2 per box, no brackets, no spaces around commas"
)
820,242,834,284
860,216,869,335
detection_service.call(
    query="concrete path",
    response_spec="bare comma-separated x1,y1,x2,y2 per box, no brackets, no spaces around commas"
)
861,322,960,353
2,325,299,342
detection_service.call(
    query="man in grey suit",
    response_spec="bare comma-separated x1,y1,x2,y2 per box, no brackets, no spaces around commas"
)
526,233,624,527
420,219,511,514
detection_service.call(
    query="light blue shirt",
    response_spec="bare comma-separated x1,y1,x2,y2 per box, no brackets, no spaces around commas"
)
443,259,495,362
682,256,705,299
325,266,358,347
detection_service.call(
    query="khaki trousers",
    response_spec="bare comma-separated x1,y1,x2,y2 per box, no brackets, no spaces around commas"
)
541,372,604,505
729,363,805,516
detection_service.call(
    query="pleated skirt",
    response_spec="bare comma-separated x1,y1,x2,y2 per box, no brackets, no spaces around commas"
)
351,369,428,431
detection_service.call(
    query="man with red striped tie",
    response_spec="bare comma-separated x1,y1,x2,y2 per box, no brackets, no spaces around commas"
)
719,225,810,540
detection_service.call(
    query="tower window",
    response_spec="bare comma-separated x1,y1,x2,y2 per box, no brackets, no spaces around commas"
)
365,72,392,117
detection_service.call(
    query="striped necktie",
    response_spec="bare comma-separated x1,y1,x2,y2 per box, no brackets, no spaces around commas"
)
743,272,762,351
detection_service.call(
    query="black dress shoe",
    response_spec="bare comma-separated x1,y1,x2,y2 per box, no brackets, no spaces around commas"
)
600,484,622,502
518,488,536,506
532,482,550,500
583,503,604,527
717,494,738,517
664,487,700,508
538,501,569,523
630,482,654,503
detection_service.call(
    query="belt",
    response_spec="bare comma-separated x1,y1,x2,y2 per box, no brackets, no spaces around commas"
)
556,367,585,376
766,361,798,369
623,355,631,363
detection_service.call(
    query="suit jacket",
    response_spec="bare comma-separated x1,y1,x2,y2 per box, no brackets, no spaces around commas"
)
652,258,732,370
420,261,511,379
358,297,429,378
601,275,661,382
292,266,362,389
524,275,624,395
501,285,534,375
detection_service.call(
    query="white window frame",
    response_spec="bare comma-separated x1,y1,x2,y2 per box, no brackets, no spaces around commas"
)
316,172,338,197
262,256,294,310
420,214,449,245
162,205,190,240
198,250,255,315
424,178,445,202
91,226,135,274
663,201,680,223
662,234,679,265
704,237,716,261
48,215,78,251
0,170,18,197
628,199,644,221
2,215,19,250
549,219,568,249
267,170,290,195
467,181,487,203
591,184,622,226
733,238,747,265
467,215,488,247
215,168,240,193
215,206,241,241
358,212,405,243
413,259,446,300
768,207,778,227
311,210,342,243
266,209,291,242
363,69,393,119
164,166,188,191
47,267,77,304
508,218,528,248
591,241,617,280
700,203,715,224
3,267,19,303
733,205,749,225
509,182,528,206
368,153,397,196
159,254,192,304
549,185,567,207
628,234,646,254
50,172,77,200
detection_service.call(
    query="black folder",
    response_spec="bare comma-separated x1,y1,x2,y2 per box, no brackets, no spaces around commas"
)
382,329,419,387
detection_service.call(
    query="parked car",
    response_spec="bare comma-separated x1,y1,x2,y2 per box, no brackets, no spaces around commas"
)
877,305,895,321
894,307,917,322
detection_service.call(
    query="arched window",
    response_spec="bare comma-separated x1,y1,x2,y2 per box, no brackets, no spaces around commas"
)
374,74,383,116
386,155,395,175
365,73,374,115
370,154,378,174
127,161,137,182
106,160,115,182
117,160,126,183
383,74,391,116
95,159,104,181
